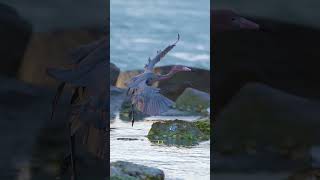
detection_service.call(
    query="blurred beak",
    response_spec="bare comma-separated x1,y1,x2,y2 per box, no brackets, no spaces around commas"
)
239,17,259,30
182,67,191,71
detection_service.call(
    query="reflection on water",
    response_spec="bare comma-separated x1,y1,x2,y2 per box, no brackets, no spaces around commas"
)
110,0,210,71
110,114,210,180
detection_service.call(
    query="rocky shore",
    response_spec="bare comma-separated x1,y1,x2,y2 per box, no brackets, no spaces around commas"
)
110,63,210,179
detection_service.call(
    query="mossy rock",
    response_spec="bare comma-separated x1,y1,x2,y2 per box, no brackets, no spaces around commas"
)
175,88,210,115
194,118,210,137
110,161,164,180
119,99,147,121
147,120,209,146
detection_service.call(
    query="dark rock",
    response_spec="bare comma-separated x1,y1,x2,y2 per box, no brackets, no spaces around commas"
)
155,66,210,100
147,120,209,146
110,63,120,86
0,3,32,77
110,161,164,180
117,138,139,141
110,86,126,121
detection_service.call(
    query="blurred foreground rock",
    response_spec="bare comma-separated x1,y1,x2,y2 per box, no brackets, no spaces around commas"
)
110,161,164,180
0,76,107,179
0,3,32,77
214,83,320,153
18,28,105,87
213,18,320,115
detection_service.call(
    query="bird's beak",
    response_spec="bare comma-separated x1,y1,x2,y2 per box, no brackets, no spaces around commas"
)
182,67,191,71
238,17,259,30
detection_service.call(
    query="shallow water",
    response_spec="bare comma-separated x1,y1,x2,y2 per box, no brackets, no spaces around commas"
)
110,0,210,71
110,114,210,180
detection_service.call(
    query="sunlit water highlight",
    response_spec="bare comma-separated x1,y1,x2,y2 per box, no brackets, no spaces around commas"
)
110,114,210,180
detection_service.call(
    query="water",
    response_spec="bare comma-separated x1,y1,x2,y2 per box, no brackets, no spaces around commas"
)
110,0,210,71
110,114,210,180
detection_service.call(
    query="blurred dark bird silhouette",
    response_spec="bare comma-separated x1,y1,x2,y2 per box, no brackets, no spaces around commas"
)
47,36,108,180
125,34,191,126
212,9,260,32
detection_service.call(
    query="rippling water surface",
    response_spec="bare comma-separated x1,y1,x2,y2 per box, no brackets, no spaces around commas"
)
110,0,210,71
110,114,210,180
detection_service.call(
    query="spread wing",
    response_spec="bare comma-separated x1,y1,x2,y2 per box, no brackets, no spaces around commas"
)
132,83,174,116
144,34,179,71
70,37,109,64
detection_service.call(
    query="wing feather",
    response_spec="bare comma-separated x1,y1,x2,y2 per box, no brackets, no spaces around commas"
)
144,34,179,71
132,84,174,116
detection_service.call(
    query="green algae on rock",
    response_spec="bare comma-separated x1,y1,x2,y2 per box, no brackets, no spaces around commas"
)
175,88,210,115
194,118,210,137
147,120,210,146
110,161,164,180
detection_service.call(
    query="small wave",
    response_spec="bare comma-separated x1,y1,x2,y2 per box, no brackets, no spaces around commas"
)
170,52,210,62
131,38,159,44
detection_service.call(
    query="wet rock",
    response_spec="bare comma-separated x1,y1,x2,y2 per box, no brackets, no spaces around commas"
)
110,63,120,86
214,83,320,155
116,138,139,141
158,108,195,116
147,120,209,146
18,28,105,87
116,66,210,100
116,70,144,88
110,161,164,180
0,3,32,77
175,88,210,114
110,86,126,120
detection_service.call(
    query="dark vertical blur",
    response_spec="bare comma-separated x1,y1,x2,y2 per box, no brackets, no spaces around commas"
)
0,0,109,179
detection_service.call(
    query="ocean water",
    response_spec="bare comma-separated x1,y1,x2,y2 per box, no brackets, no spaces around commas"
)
110,0,210,71
110,114,210,180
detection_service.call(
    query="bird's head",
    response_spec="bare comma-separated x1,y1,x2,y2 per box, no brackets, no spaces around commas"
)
170,65,191,73
212,9,259,32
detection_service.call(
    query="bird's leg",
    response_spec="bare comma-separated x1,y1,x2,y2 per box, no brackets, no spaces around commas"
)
131,104,135,127
68,123,77,180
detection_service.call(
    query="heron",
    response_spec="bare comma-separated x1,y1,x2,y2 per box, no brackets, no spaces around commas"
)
125,34,191,126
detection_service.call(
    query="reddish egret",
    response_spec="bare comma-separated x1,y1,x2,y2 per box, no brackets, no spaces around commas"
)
126,34,191,126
